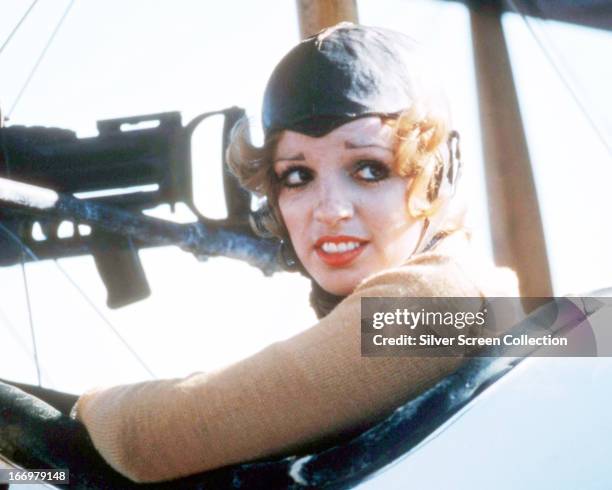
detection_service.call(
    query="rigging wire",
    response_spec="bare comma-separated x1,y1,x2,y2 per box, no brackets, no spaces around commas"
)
19,251,42,386
54,260,157,379
1,0,156,382
7,0,76,119
0,0,39,58
0,298,56,386
0,303,33,358
506,0,612,156
0,222,157,380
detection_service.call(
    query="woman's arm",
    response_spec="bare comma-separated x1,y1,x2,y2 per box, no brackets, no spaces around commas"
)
75,255,517,482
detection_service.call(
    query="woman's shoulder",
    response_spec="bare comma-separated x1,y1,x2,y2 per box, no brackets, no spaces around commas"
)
353,230,519,299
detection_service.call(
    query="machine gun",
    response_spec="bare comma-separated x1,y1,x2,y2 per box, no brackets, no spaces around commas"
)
0,108,270,308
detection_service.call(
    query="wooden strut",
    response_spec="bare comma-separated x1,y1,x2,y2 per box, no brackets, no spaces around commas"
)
0,176,282,276
296,0,358,39
470,2,554,299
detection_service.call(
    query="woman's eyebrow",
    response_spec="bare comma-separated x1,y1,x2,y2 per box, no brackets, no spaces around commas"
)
273,153,305,163
344,141,393,152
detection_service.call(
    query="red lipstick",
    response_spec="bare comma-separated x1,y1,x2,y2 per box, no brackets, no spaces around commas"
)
314,235,367,267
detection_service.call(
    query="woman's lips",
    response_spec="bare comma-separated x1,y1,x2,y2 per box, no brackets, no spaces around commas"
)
314,235,368,267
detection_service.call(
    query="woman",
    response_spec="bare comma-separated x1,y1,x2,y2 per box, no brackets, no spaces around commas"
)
4,23,518,483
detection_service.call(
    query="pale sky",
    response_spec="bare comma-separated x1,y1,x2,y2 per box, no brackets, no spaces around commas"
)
0,2,611,489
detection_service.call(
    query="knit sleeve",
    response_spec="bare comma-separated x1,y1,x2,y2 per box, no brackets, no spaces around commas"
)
74,259,510,482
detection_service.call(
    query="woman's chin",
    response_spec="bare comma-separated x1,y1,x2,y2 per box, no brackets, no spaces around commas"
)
312,273,364,297
305,253,375,297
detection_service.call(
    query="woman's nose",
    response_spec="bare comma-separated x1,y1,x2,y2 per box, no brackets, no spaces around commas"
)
313,186,354,226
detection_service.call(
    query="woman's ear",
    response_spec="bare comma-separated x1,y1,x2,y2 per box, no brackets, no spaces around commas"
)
406,130,462,220
406,155,443,219
446,130,462,195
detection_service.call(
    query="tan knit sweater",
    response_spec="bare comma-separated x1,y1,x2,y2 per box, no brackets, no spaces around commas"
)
74,234,518,482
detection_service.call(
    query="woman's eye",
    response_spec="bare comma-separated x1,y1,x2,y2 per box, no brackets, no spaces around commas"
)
278,166,313,188
354,160,390,182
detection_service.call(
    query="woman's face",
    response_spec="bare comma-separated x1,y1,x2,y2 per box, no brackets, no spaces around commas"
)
274,117,425,295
